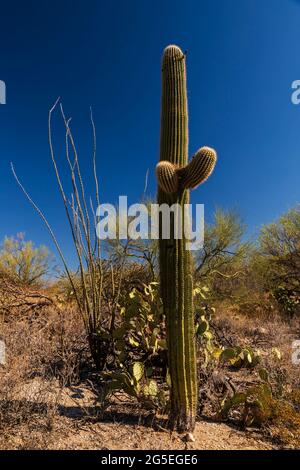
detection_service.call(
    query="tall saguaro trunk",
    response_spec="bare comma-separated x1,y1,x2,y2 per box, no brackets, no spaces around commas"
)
156,45,217,432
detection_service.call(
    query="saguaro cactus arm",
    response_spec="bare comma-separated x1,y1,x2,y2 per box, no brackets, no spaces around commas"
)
157,147,217,194
156,161,179,194
180,146,217,190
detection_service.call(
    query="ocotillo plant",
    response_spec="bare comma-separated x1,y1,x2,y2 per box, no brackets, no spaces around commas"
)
156,45,217,432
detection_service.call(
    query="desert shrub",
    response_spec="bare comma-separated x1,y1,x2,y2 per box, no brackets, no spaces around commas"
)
0,233,52,286
269,390,300,446
218,381,300,447
12,103,110,370
219,383,273,426
273,285,300,317
253,206,300,317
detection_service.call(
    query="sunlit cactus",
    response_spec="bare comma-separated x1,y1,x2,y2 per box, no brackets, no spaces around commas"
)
156,161,179,193
157,147,216,193
181,146,217,190
156,44,217,432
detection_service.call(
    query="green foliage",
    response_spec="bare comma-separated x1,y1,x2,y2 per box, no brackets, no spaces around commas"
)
220,346,261,369
112,282,165,363
192,284,288,430
194,209,251,302
195,204,300,318
194,285,217,365
218,346,284,427
273,285,300,316
254,206,300,316
0,233,52,285
194,285,262,369
103,362,167,409
219,383,273,426
102,282,168,410
100,279,287,429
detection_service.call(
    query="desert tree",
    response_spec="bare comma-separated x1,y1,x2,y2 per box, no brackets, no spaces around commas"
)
0,233,52,286
194,209,251,299
253,206,300,315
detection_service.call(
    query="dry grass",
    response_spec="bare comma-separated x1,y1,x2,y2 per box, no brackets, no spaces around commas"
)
0,302,90,449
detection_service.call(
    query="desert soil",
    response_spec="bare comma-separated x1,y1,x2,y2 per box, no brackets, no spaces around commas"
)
4,378,275,450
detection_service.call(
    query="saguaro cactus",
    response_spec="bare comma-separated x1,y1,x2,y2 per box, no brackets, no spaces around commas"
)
156,45,217,432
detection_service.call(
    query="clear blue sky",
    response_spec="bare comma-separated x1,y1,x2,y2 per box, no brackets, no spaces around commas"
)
1,0,300,267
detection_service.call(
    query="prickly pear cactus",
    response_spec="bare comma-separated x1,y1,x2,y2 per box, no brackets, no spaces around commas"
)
156,45,216,432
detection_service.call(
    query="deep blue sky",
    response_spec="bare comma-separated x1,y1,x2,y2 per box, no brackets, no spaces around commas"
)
1,0,300,267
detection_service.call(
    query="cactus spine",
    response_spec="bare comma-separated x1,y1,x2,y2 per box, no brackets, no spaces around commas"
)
157,45,216,432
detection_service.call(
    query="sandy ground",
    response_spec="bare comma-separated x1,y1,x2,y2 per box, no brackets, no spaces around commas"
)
2,378,275,450
48,418,273,450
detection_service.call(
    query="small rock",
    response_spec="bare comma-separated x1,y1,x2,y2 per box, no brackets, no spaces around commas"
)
182,432,195,442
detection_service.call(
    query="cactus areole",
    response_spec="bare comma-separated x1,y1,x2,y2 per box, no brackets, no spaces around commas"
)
156,45,217,432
